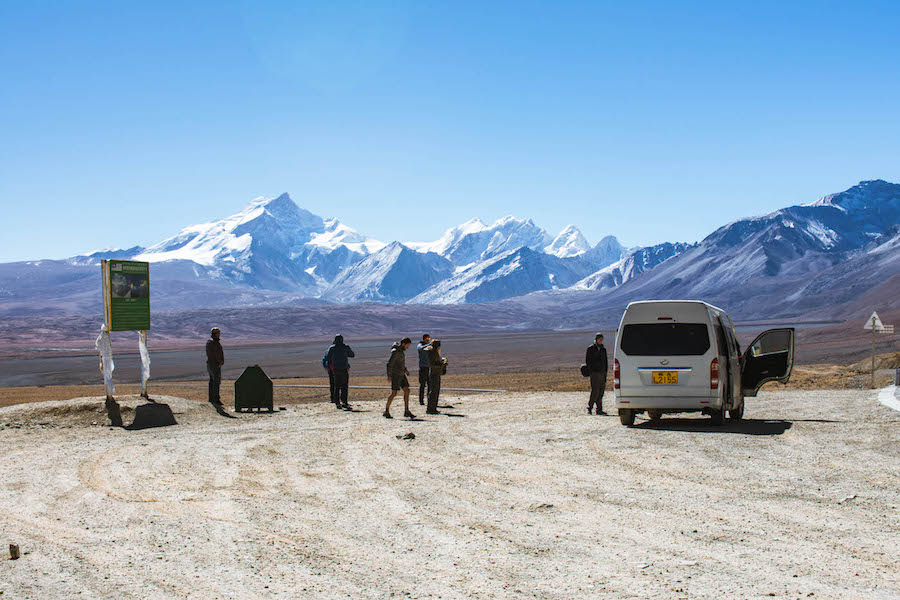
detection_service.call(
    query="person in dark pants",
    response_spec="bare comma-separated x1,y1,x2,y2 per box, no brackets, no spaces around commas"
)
416,334,432,406
325,335,355,410
322,351,336,405
205,327,224,406
585,333,608,414
384,338,415,419
426,339,446,415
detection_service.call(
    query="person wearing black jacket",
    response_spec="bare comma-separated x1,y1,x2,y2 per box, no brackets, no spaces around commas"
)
205,327,225,406
585,333,608,415
326,335,356,410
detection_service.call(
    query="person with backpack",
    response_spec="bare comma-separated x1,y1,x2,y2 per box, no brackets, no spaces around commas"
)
416,334,432,406
426,339,447,415
325,335,355,410
585,333,609,415
384,337,415,419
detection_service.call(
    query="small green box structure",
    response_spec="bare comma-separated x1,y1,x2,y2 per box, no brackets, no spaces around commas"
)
234,365,274,412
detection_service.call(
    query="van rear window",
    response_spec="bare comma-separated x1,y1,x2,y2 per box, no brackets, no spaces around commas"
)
620,323,711,356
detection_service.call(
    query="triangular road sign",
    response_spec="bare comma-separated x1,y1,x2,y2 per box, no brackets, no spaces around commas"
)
863,311,885,331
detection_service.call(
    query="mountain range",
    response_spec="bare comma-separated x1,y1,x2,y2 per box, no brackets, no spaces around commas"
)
0,180,897,328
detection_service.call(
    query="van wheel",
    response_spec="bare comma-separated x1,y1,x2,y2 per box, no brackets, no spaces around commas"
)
619,409,635,426
728,400,744,421
710,406,726,426
647,410,662,423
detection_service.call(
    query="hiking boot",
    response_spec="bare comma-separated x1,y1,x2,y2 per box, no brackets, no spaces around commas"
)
419,399,425,406
404,410,416,419
587,407,593,414
342,404,351,411
597,409,608,415
336,402,344,410
383,410,392,419
426,410,441,415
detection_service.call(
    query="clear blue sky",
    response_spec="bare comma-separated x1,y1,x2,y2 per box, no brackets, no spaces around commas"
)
1,0,898,262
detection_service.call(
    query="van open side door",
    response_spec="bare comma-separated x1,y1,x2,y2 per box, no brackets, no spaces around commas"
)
741,328,795,397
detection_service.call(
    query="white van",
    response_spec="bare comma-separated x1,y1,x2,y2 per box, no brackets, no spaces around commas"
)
613,300,794,426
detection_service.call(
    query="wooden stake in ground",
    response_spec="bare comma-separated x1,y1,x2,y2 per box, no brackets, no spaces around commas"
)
139,329,150,399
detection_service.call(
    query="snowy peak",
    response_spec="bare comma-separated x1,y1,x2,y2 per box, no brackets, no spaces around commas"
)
308,218,384,254
705,179,900,257
136,193,318,265
805,180,899,212
574,241,692,291
328,242,453,303
545,225,591,258
408,215,552,266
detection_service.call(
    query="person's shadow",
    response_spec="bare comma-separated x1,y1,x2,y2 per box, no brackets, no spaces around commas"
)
633,418,791,436
211,402,238,419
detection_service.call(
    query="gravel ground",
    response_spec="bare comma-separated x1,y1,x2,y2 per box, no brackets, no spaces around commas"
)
0,390,898,599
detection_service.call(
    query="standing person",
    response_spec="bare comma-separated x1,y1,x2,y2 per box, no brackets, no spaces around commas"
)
326,335,355,410
322,350,336,406
585,333,608,415
205,327,224,406
426,339,446,415
416,334,432,406
384,337,415,419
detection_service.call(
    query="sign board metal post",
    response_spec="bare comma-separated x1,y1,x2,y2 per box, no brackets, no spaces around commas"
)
863,311,894,389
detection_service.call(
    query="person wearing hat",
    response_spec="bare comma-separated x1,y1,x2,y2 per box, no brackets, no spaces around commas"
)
585,333,608,415
205,327,225,406
325,334,356,410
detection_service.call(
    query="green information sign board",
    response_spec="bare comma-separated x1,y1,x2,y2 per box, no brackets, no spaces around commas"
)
102,260,151,331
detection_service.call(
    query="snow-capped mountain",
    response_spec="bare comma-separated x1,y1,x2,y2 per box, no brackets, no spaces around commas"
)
574,242,693,291
133,193,383,292
409,245,615,305
327,242,454,303
573,179,900,319
406,216,553,266
544,225,591,258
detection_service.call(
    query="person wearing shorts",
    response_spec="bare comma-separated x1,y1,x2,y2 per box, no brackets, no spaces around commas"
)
384,337,415,419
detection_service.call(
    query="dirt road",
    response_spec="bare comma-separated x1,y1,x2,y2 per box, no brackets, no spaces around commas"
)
1,390,898,599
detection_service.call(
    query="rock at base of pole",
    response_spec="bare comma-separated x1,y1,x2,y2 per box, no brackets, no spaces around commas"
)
105,397,123,427
126,402,178,430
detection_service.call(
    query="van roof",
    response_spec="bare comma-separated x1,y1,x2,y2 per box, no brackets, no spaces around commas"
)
622,300,728,323
625,299,727,313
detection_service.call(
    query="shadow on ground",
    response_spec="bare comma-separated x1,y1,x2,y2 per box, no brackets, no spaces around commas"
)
633,418,792,436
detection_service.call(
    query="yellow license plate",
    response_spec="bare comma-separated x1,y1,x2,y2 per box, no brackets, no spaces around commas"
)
652,371,678,385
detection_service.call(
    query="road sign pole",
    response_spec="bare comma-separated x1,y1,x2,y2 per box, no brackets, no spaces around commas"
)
871,316,876,389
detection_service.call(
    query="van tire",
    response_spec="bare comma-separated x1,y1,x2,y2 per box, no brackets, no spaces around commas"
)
619,409,635,426
710,406,726,426
728,400,744,421
647,410,662,422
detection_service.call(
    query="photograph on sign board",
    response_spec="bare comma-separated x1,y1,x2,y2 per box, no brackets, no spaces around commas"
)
110,272,149,299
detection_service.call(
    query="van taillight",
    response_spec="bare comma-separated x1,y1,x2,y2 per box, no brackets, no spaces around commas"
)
614,359,620,389
710,357,719,390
